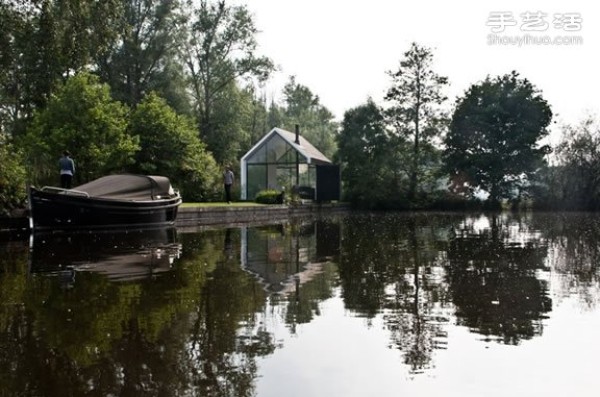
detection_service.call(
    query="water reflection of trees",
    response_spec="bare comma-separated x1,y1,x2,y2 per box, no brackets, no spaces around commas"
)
3,212,599,393
0,229,276,397
0,218,344,397
338,213,457,374
186,230,273,397
530,213,600,309
445,214,552,344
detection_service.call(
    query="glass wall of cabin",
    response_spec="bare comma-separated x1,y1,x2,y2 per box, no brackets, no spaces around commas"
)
245,134,316,200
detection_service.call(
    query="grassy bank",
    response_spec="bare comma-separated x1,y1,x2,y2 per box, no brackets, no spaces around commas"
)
180,202,266,208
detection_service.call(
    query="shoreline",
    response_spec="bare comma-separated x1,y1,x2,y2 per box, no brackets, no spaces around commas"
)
0,202,350,236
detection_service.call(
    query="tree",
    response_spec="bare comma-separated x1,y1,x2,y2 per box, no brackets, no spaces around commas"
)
203,81,256,166
23,72,138,186
444,71,552,205
0,1,25,135
385,42,449,201
0,0,122,136
183,0,274,163
0,135,27,215
51,0,122,75
95,0,188,109
0,0,61,136
536,116,600,210
244,85,271,148
280,76,338,159
129,92,220,201
335,99,398,208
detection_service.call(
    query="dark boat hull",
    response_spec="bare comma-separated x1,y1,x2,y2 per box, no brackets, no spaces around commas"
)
29,187,181,230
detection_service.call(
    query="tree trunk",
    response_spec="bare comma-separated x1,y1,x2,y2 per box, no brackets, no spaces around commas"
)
408,101,421,202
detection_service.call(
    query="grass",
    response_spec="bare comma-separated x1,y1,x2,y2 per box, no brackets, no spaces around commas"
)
180,201,267,208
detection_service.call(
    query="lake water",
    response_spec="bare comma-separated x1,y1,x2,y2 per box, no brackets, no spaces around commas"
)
1,212,599,396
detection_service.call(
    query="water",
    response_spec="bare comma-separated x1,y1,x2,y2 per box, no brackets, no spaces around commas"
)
1,212,599,396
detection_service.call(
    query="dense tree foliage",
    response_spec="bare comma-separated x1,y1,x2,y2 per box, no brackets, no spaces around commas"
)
205,82,257,166
0,0,370,211
0,0,590,212
1,0,281,210
0,135,27,216
532,117,600,210
444,72,552,205
336,43,449,209
129,93,220,201
278,76,338,159
95,0,187,109
22,72,138,186
385,42,449,201
184,0,274,164
335,100,398,208
0,0,121,136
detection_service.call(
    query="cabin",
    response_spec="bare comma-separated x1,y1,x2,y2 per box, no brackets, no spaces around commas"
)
240,126,340,202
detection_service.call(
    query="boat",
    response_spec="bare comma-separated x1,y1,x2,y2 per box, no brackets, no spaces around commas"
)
28,174,182,230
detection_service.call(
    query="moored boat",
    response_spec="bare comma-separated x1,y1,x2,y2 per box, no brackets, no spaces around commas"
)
28,174,182,230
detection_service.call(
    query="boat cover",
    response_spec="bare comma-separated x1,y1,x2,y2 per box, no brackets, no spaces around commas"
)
72,175,176,200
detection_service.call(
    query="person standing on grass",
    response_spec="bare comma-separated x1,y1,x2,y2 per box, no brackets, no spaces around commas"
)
223,165,234,203
59,150,75,189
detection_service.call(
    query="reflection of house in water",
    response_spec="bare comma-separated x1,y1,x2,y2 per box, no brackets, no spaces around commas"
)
29,228,181,282
240,220,340,294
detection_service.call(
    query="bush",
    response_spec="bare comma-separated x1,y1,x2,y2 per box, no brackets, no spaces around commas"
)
255,189,284,204
0,140,28,216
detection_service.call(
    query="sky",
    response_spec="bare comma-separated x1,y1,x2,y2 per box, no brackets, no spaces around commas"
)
236,0,598,142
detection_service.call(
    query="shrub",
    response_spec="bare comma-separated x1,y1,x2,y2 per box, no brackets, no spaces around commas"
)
255,189,283,204
0,140,28,216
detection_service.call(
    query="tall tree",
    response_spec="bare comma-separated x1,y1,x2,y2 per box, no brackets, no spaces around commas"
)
281,76,338,159
385,42,449,201
444,71,552,205
52,0,123,75
207,82,261,166
183,0,274,163
244,85,270,147
0,0,121,136
265,99,284,133
335,100,397,208
95,0,187,109
0,0,61,135
0,1,26,134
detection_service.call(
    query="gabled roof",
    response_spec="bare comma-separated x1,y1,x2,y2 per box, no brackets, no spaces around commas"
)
241,127,332,165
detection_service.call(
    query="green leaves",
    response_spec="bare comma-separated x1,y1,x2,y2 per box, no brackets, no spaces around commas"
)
24,72,138,186
385,42,449,201
185,0,275,164
444,72,552,203
277,76,338,159
336,100,399,208
129,92,220,201
0,136,27,215
95,0,185,108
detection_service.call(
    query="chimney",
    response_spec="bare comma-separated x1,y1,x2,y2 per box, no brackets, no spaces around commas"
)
295,124,300,144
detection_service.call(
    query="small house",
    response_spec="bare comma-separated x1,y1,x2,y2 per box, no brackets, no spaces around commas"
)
240,127,340,202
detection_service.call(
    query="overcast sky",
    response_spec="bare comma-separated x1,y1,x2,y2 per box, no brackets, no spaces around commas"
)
237,0,598,140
